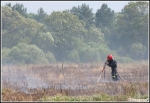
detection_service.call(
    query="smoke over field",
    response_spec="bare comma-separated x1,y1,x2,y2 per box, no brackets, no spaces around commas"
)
1,62,149,101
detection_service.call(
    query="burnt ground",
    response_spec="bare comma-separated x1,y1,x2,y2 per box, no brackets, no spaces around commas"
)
1,62,149,101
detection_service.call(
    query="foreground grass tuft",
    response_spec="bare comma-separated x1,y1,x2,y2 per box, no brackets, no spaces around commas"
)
38,93,132,101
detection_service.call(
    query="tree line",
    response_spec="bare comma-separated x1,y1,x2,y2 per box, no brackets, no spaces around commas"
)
2,1,149,64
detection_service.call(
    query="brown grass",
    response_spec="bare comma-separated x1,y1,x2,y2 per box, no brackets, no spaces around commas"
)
1,61,149,101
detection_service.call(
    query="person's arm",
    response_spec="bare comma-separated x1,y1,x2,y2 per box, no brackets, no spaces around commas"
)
102,61,107,72
106,61,111,67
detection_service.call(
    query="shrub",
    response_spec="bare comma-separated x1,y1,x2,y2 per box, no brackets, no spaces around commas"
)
7,43,49,64
45,51,56,63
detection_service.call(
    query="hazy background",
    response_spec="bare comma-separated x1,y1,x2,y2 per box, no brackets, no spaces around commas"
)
1,1,131,14
1,1,148,64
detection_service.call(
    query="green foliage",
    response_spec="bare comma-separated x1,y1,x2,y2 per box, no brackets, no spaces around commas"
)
2,47,11,64
2,47,11,57
5,2,12,7
78,45,101,63
2,6,46,48
96,3,115,28
45,51,56,63
34,7,48,24
115,1,148,60
70,3,95,29
68,49,80,63
6,43,49,64
92,94,114,101
130,43,147,60
39,93,130,101
70,37,86,51
5,3,28,18
28,12,36,19
2,2,148,64
32,31,55,52
45,11,87,61
85,26,105,44
95,3,116,55
45,10,87,38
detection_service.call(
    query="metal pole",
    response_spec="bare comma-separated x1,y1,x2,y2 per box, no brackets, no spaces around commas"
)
117,72,126,81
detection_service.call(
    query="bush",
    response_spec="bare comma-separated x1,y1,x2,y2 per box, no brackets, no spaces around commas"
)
45,51,56,63
67,49,80,63
2,47,11,64
78,46,101,63
6,43,49,64
129,43,147,60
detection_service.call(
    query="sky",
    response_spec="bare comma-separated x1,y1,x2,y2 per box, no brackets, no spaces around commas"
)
1,1,132,14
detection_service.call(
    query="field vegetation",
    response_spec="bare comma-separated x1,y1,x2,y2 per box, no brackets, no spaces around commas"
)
2,61,149,101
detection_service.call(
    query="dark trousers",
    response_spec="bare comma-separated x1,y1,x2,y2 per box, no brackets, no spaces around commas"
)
111,67,118,81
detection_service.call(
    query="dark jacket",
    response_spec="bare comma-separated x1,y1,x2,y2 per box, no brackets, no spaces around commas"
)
107,59,117,68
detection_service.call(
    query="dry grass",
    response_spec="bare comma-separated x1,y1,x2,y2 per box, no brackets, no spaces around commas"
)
1,61,149,101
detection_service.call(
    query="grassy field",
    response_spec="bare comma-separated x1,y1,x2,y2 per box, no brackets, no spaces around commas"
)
1,61,149,101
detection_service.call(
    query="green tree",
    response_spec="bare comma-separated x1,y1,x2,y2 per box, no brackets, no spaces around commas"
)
7,43,49,64
95,3,115,51
85,25,105,44
115,1,148,60
2,6,47,48
95,3,115,28
5,3,28,18
70,3,95,29
68,49,80,63
32,31,55,52
105,12,120,50
45,11,87,61
2,47,11,64
34,7,48,24
28,12,36,19
78,45,101,63
130,43,147,60
5,2,12,7
45,51,56,63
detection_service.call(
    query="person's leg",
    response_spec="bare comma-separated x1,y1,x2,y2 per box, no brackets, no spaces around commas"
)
114,68,118,80
111,68,116,81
